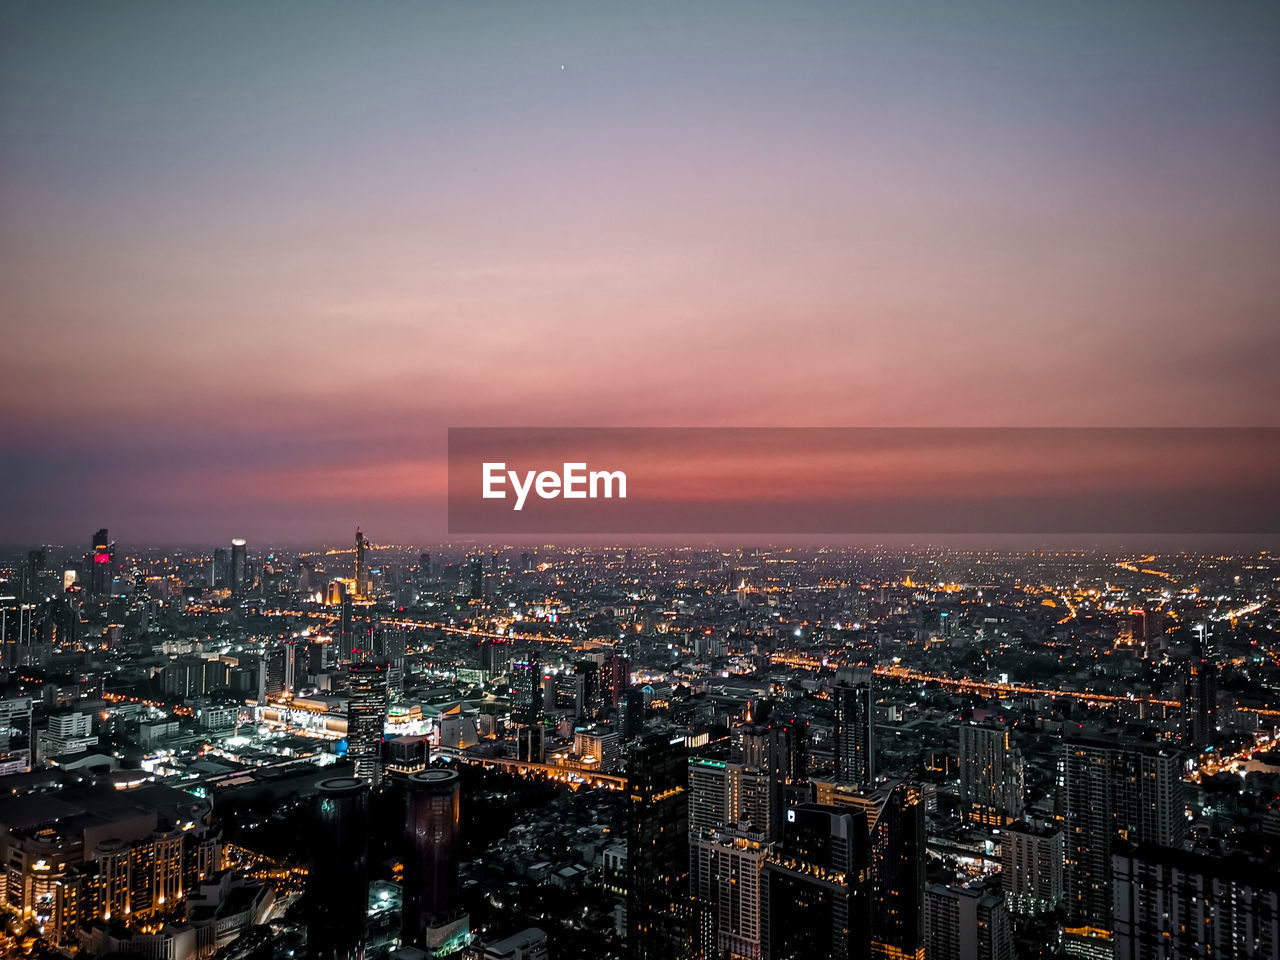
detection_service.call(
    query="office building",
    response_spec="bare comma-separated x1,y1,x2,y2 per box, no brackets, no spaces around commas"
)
512,650,542,725
0,696,34,774
1182,657,1218,750
354,527,368,599
89,528,114,596
869,782,926,960
761,803,871,960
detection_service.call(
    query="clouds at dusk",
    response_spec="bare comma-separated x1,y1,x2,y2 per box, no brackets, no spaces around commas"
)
2,1,1278,542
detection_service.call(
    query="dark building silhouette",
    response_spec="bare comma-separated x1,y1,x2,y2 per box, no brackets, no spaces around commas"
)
606,653,632,708
762,803,872,960
339,591,354,662
870,782,926,960
1182,655,1218,750
627,732,690,960
834,684,875,788
229,538,248,597
308,777,370,960
89,528,113,596
402,769,463,947
354,526,369,599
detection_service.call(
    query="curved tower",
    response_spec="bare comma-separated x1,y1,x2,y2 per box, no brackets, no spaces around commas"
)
308,777,370,960
402,769,462,946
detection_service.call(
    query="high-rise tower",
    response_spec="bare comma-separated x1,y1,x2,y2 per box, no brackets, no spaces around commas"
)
402,769,467,951
958,722,1025,826
308,777,370,960
834,684,875,788
1060,736,1185,930
347,660,389,786
229,538,248,597
354,527,368,599
627,732,691,960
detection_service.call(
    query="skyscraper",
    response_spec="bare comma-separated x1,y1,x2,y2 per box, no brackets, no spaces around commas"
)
688,758,773,840
354,527,368,599
761,803,872,960
347,660,389,786
1060,736,1185,931
1182,656,1218,750
338,590,354,662
606,653,631,708
229,538,248,597
308,777,370,960
834,684,875,788
511,649,542,726
869,782,926,960
627,732,690,960
693,826,773,960
89,528,113,596
958,723,1025,826
402,769,467,951
1112,841,1280,960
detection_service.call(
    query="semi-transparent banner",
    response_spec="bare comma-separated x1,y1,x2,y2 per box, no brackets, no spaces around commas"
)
447,427,1280,534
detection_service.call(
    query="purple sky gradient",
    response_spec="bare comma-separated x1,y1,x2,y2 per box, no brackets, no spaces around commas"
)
2,1,1279,544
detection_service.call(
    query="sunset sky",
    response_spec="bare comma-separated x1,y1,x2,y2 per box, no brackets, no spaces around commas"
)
2,1,1278,543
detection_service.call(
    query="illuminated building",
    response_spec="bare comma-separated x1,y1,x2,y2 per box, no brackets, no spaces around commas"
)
511,649,542,726
402,770,468,952
761,803,871,960
688,758,772,840
739,718,808,838
958,723,1024,826
0,780,220,946
834,684,875,789
575,659,603,717
1112,841,1280,960
626,732,690,960
606,653,631,708
347,660,389,786
89,528,114,596
308,777,369,960
693,826,773,960
0,696,34,774
354,527,368,599
229,538,247,598
1182,656,1218,750
339,591,354,662
869,783,926,960
999,822,1063,914
923,883,1013,960
1060,737,1184,932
